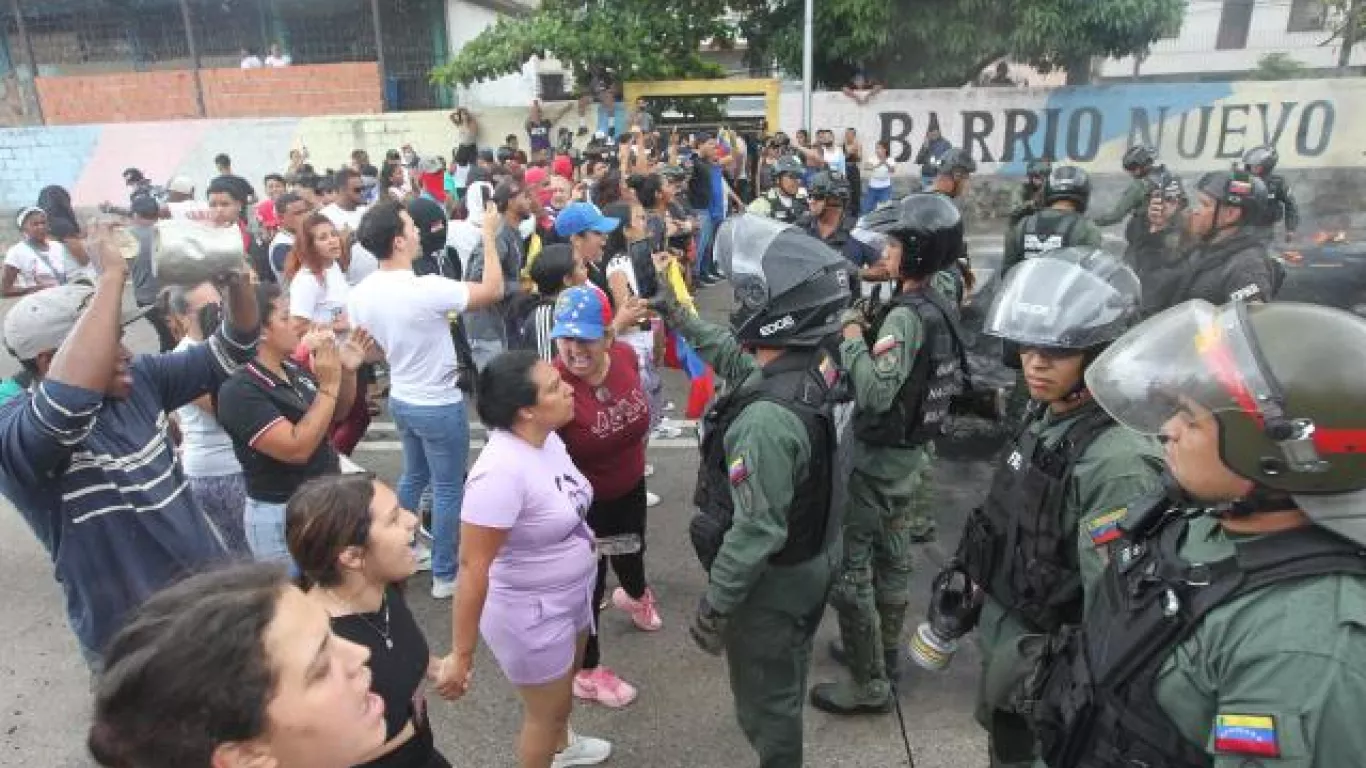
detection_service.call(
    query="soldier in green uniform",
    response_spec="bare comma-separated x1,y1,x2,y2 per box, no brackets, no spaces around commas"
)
661,214,852,768
999,166,1106,424
917,248,1166,766
1035,299,1366,768
808,193,968,715
1093,145,1161,247
799,170,882,271
747,155,809,224
1007,159,1052,227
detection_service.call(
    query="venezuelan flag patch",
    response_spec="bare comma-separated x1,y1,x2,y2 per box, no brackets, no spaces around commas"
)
728,456,750,486
1085,508,1127,546
1214,714,1280,758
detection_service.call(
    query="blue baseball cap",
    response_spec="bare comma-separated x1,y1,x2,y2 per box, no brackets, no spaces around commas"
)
550,284,613,341
554,201,620,238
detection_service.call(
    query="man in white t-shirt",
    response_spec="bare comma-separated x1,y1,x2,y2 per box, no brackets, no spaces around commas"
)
347,198,506,599
2,208,90,297
320,168,378,286
163,175,211,222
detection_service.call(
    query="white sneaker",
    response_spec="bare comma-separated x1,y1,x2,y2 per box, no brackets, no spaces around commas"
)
414,544,432,573
431,578,454,600
644,463,655,478
552,730,612,767
645,491,661,508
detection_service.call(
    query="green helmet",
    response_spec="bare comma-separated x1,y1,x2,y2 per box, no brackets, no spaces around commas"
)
774,156,805,179
808,169,851,201
1086,300,1366,545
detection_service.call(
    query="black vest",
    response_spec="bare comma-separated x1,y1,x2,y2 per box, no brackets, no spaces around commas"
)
690,350,846,570
1252,174,1288,227
854,288,967,448
1034,509,1366,768
766,189,808,223
957,404,1114,633
1019,210,1083,260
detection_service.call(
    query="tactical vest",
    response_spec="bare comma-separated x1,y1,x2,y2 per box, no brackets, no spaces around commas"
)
1034,508,1366,768
1019,210,1082,260
957,403,1114,633
690,350,848,570
1251,174,1288,227
853,287,968,448
766,189,807,224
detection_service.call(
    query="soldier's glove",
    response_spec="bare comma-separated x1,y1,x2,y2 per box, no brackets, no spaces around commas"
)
689,596,728,656
925,560,984,642
647,271,691,329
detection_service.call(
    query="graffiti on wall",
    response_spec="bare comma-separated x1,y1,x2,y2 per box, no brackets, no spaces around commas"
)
777,79,1356,174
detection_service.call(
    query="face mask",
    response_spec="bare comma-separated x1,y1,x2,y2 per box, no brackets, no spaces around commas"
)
518,216,537,239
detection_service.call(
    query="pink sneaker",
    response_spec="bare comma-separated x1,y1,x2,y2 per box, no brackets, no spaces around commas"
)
612,587,663,631
572,667,638,708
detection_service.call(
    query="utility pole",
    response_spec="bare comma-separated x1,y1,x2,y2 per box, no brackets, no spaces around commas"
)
801,0,813,133
9,0,44,124
177,0,206,117
1338,0,1362,75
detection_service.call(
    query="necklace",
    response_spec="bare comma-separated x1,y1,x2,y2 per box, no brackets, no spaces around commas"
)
326,589,393,650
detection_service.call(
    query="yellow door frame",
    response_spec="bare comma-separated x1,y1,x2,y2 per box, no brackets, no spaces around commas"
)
623,78,781,132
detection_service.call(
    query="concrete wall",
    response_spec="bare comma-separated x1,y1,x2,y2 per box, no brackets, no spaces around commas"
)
446,0,545,108
33,63,382,125
1100,0,1366,79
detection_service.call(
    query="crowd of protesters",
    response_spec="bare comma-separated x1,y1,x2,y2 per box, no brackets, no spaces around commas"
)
0,89,905,768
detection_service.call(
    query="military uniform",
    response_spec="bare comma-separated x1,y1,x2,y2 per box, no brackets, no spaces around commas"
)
1002,208,1105,277
1145,230,1282,315
1036,511,1366,767
817,283,964,709
1248,173,1300,243
965,403,1164,766
680,309,840,768
747,188,809,224
799,213,881,269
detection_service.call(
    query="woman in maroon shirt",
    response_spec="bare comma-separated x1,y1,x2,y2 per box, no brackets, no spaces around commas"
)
549,284,660,710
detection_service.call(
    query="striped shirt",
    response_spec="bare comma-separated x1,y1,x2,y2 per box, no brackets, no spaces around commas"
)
0,326,256,658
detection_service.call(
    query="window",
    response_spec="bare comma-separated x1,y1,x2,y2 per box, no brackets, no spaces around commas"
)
1216,0,1255,50
1288,0,1328,32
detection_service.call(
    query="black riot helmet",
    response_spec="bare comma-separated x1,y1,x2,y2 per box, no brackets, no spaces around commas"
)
935,148,977,177
773,155,805,179
1043,165,1092,212
809,169,851,202
985,248,1140,352
1122,144,1157,172
715,214,852,348
858,193,964,280
1196,170,1268,236
1242,145,1280,176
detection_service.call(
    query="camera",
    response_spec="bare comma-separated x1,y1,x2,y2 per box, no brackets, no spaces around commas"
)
909,560,983,671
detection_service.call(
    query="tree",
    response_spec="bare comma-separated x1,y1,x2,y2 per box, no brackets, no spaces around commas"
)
737,0,1185,89
1321,0,1366,73
1253,52,1310,80
431,0,736,90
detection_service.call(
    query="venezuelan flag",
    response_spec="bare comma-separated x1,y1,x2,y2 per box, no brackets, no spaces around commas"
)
1213,714,1279,758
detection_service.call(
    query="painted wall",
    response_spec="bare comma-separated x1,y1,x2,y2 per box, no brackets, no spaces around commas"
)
777,78,1354,176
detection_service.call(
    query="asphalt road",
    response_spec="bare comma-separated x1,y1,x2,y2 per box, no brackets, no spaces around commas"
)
0,233,1070,768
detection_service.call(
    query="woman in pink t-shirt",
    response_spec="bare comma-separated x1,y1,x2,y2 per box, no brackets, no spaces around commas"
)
549,284,659,710
437,351,611,768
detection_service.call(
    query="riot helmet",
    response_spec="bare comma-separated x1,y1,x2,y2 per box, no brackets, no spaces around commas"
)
808,169,851,203
984,248,1140,351
1122,144,1157,172
1042,165,1092,212
774,155,805,179
1242,145,1280,176
714,214,852,348
1086,300,1366,545
935,148,977,177
1194,170,1267,236
858,193,964,280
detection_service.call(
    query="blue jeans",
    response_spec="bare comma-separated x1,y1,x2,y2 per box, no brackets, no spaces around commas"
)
390,397,469,583
245,497,290,563
693,208,717,276
863,185,893,214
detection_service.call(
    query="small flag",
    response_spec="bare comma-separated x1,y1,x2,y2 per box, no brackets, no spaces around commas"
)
728,456,750,485
1086,508,1128,546
1213,714,1279,758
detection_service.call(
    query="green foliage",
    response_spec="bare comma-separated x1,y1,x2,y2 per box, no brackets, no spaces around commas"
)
1253,52,1310,80
431,0,734,89
740,0,1187,88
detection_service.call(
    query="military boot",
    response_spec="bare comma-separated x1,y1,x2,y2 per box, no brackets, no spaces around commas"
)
829,638,901,681
810,615,893,715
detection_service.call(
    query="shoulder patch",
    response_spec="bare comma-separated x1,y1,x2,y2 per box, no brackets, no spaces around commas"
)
1229,283,1262,302
728,456,750,486
1086,508,1127,546
1214,714,1280,758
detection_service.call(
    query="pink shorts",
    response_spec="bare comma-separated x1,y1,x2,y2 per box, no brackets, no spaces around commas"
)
480,581,594,686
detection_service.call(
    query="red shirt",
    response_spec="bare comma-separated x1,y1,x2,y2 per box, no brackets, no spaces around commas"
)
555,342,650,501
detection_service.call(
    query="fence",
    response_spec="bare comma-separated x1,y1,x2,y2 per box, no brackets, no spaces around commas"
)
0,0,450,125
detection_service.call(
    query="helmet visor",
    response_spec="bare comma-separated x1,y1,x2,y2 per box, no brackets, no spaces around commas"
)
1085,300,1281,436
716,214,786,285
983,252,1139,348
